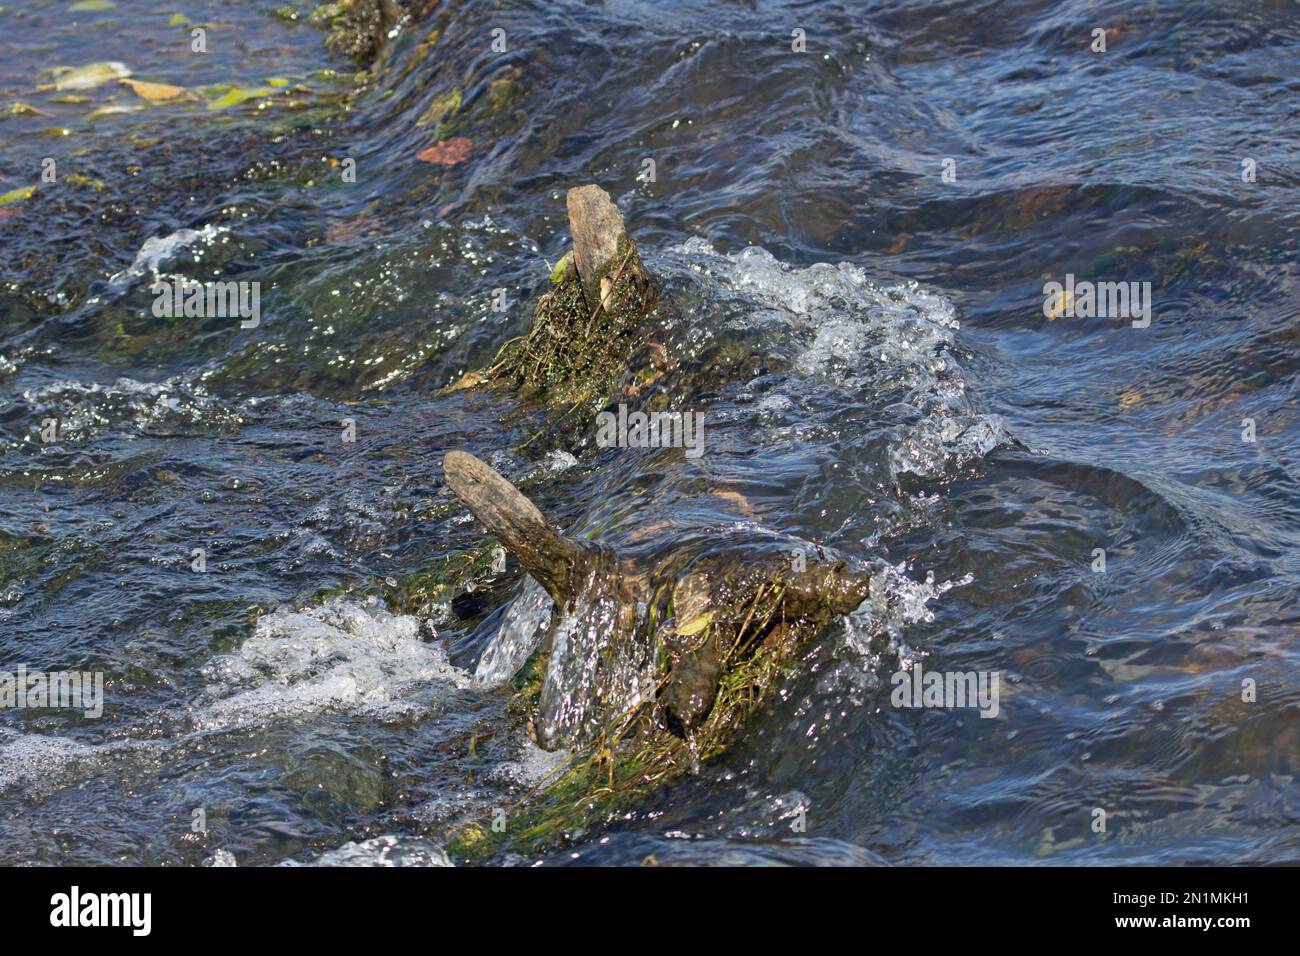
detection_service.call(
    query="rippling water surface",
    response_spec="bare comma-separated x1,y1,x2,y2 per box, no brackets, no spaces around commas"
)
1,0,1297,866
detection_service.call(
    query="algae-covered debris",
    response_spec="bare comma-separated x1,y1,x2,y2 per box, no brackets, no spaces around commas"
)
308,0,404,64
487,185,656,410
434,186,868,860
441,452,870,861
442,452,869,744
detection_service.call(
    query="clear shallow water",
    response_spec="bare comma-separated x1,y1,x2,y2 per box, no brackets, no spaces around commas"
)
0,0,1297,866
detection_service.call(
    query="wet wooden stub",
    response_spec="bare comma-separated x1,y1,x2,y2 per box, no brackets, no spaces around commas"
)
442,451,593,604
567,184,631,310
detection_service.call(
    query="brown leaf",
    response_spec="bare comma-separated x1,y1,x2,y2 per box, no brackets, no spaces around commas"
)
708,487,755,517
120,78,194,101
416,137,472,165
120,78,193,102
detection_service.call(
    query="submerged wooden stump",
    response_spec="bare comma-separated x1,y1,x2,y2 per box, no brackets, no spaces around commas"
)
443,450,598,605
567,184,632,310
443,451,870,748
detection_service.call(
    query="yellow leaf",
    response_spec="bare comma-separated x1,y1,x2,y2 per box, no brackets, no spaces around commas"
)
207,86,275,110
0,185,36,205
674,611,713,637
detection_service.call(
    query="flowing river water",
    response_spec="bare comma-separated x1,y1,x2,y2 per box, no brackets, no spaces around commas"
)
0,0,1297,865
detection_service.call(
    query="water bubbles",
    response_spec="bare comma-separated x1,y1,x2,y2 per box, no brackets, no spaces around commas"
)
662,239,1011,482
307,835,452,867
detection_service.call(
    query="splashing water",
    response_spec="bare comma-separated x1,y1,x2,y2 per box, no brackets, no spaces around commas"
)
663,239,1011,482
197,599,471,729
474,576,552,688
536,594,659,750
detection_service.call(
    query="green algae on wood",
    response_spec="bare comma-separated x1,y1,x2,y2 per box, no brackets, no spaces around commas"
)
438,188,866,861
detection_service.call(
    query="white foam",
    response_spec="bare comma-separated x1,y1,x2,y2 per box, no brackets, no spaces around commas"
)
667,240,1010,480
0,599,474,797
307,835,452,867
195,599,471,730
